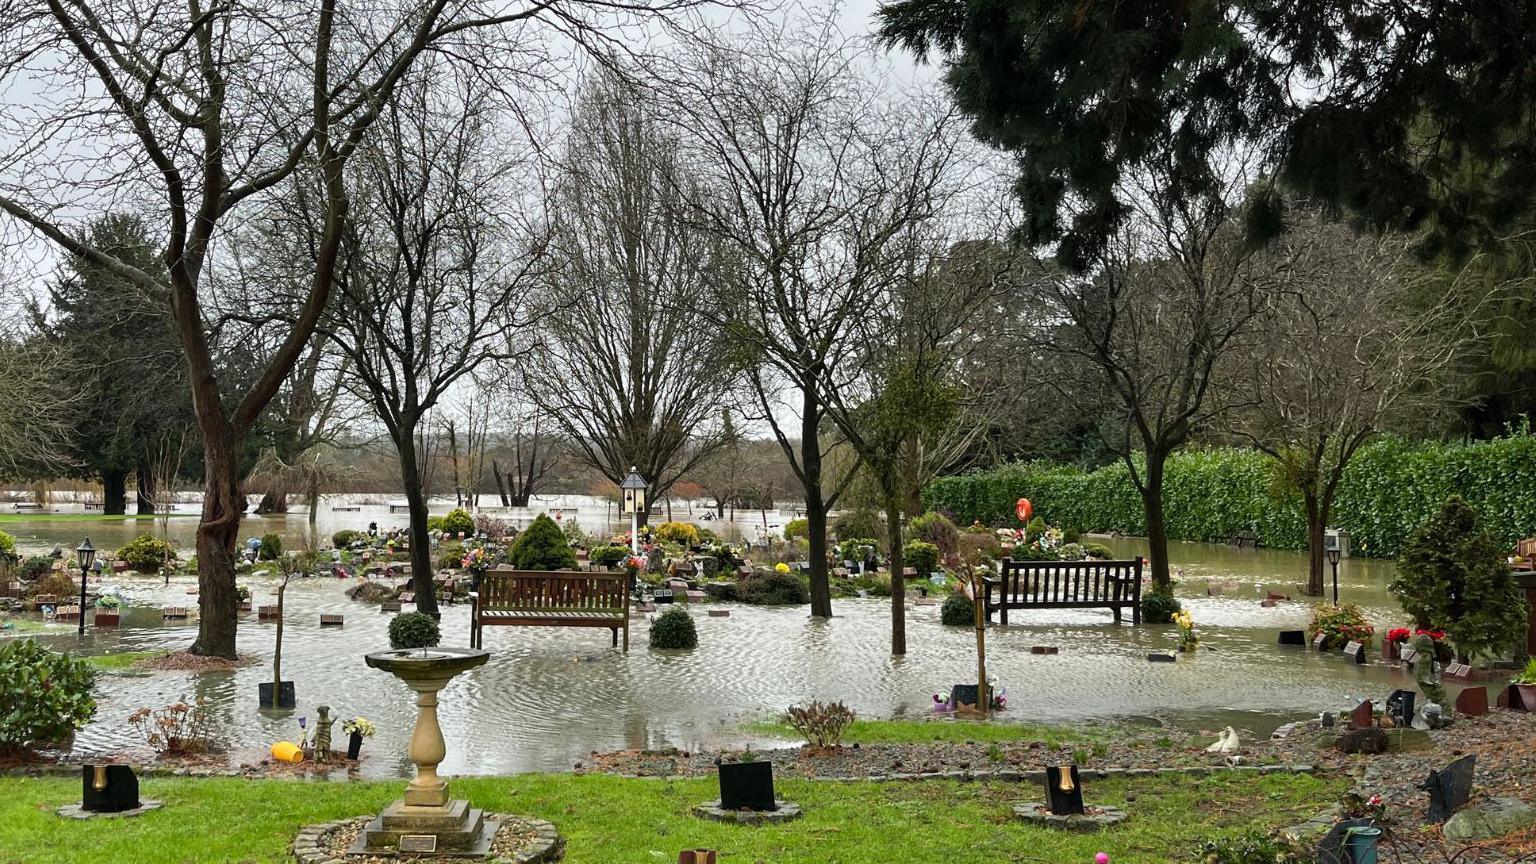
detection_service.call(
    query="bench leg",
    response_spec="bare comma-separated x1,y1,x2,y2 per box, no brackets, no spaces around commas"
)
611,627,618,648
622,622,629,653
1000,605,1008,626
1112,605,1122,624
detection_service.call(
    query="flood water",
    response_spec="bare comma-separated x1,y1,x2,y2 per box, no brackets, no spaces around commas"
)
5,517,1505,778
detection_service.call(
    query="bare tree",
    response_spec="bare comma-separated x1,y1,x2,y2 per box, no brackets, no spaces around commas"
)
487,373,557,507
321,62,548,617
0,319,79,479
662,18,969,618
1227,205,1485,594
0,0,729,659
531,71,737,517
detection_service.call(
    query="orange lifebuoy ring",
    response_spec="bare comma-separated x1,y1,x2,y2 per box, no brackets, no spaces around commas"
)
1016,498,1033,523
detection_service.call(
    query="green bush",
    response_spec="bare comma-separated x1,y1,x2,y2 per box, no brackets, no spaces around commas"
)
1081,542,1114,560
836,538,880,565
833,509,882,543
434,508,473,537
783,518,810,541
1307,602,1374,650
331,529,364,549
957,532,1002,565
649,606,698,649
0,529,16,565
388,612,441,650
940,592,974,626
508,514,577,571
924,430,1536,559
258,533,283,561
0,639,97,753
1390,496,1528,660
909,511,959,559
118,534,176,572
561,518,590,549
737,568,811,605
1141,586,1182,624
1024,516,1047,542
904,539,940,577
590,544,630,569
17,556,53,582
437,541,467,571
654,521,701,546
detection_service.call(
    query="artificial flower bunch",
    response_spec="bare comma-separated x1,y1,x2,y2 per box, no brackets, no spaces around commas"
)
1173,609,1199,651
342,717,377,738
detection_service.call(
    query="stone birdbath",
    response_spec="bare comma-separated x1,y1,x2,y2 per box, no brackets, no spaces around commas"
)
352,647,492,857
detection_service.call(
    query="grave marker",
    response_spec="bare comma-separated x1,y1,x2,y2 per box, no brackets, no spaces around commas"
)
1425,755,1476,823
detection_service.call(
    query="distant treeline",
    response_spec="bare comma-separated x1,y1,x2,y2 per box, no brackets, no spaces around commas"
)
924,431,1536,558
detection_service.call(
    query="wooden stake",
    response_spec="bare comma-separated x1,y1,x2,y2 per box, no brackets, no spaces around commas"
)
972,569,988,718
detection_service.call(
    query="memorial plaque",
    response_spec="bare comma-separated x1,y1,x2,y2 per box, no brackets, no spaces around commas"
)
1343,641,1367,663
718,761,777,812
1454,687,1488,718
1425,755,1476,823
398,835,438,853
257,605,280,619
1348,700,1374,730
1146,653,1177,663
1386,690,1416,727
319,614,344,627
1399,646,1419,666
1313,632,1330,651
1444,662,1472,679
1278,630,1307,646
653,589,674,605
81,765,139,813
949,684,981,708
1044,765,1085,815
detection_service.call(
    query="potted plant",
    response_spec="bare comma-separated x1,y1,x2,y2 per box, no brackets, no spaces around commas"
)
342,716,376,759
236,584,252,612
1383,628,1411,662
1514,658,1536,711
93,595,121,627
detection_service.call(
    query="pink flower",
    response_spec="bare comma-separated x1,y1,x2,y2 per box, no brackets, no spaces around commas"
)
1096,854,1110,864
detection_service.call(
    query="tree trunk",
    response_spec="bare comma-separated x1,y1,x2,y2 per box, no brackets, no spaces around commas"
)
189,435,243,658
492,460,510,507
1304,492,1326,597
101,470,127,516
136,469,157,515
1141,453,1172,590
397,430,441,618
800,388,833,618
306,481,321,527
885,492,906,655
256,489,289,514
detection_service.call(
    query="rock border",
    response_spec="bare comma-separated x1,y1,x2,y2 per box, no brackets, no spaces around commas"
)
56,799,164,820
292,814,562,863
691,800,803,825
1012,802,1127,832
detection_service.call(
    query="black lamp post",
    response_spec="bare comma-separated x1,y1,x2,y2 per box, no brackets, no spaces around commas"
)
1326,546,1342,606
76,538,96,636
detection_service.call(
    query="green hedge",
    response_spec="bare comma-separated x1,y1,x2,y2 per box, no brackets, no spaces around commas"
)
923,432,1536,558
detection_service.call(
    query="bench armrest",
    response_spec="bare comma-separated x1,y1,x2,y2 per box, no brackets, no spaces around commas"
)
981,574,1001,586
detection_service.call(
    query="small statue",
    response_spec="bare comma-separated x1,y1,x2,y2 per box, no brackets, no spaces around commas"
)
1410,633,1446,706
647,547,665,574
313,705,334,763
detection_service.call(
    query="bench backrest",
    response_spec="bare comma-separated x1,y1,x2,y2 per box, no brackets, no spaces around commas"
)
479,567,628,612
997,558,1143,605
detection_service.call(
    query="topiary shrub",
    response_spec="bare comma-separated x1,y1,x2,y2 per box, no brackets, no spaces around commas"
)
904,539,940,577
654,521,702,546
940,592,974,626
1390,495,1528,661
388,612,441,650
508,513,577,570
118,534,176,572
590,545,630,569
332,529,364,549
258,533,283,561
0,639,97,754
909,511,960,560
439,508,476,537
649,606,698,649
1141,585,1182,624
1024,516,1048,542
737,568,811,605
833,509,882,543
1081,542,1113,560
783,518,810,542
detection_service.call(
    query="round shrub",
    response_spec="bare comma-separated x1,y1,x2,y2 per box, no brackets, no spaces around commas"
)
388,612,441,650
0,529,16,565
836,538,881,566
17,556,53,582
118,534,175,572
590,544,630,569
654,521,702,546
833,509,881,543
649,606,698,649
1141,586,1182,624
439,508,476,537
737,568,811,605
904,540,941,578
1307,602,1374,650
332,529,364,549
783,518,809,542
909,511,959,559
509,514,578,570
940,592,975,626
258,533,283,561
0,639,97,753
1081,542,1113,560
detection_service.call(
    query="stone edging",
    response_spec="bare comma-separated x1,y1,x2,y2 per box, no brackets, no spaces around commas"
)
292,814,562,863
56,799,164,820
1013,802,1128,832
691,800,803,824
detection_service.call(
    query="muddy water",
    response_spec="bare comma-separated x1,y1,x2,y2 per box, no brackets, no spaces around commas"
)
8,534,1498,777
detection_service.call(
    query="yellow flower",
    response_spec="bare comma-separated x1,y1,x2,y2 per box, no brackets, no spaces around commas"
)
775,562,790,574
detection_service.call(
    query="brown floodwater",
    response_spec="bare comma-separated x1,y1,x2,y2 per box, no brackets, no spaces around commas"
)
4,521,1506,778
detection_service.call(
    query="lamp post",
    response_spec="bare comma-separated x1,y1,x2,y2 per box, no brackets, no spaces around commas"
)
620,467,648,555
75,538,96,636
1326,546,1342,606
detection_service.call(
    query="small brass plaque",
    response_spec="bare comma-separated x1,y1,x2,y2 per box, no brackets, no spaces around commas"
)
399,835,437,853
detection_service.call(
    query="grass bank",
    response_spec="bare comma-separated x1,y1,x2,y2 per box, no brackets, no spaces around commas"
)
83,650,166,672
745,717,1106,747
0,513,194,524
0,771,1341,863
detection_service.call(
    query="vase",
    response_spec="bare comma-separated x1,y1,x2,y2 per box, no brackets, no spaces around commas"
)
1518,683,1536,712
1382,641,1400,662
347,731,364,760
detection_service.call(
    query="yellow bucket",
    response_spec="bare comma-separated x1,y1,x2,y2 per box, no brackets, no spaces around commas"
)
271,741,304,763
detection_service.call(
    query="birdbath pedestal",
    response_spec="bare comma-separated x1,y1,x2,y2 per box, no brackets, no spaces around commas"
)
351,647,492,857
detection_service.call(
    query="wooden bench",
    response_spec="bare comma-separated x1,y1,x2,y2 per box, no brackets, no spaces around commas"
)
470,568,630,651
983,557,1144,625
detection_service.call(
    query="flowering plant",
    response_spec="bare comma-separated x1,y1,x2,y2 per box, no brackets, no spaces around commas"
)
774,562,791,574
127,698,214,755
623,555,645,574
1340,790,1386,822
342,717,376,738
1415,627,1446,641
1307,602,1375,650
459,547,492,575
1386,627,1412,644
1173,609,1199,651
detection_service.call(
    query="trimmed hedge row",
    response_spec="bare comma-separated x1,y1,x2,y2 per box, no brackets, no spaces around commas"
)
923,433,1536,558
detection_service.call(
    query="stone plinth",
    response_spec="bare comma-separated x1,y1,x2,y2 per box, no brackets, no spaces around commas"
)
691,800,803,824
57,799,162,820
1012,803,1127,832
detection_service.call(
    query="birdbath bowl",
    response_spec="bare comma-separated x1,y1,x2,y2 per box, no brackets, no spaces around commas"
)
353,647,493,857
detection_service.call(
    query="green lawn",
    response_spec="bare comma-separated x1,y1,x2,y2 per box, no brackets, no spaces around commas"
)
0,771,1341,863
83,650,166,672
745,717,1107,747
